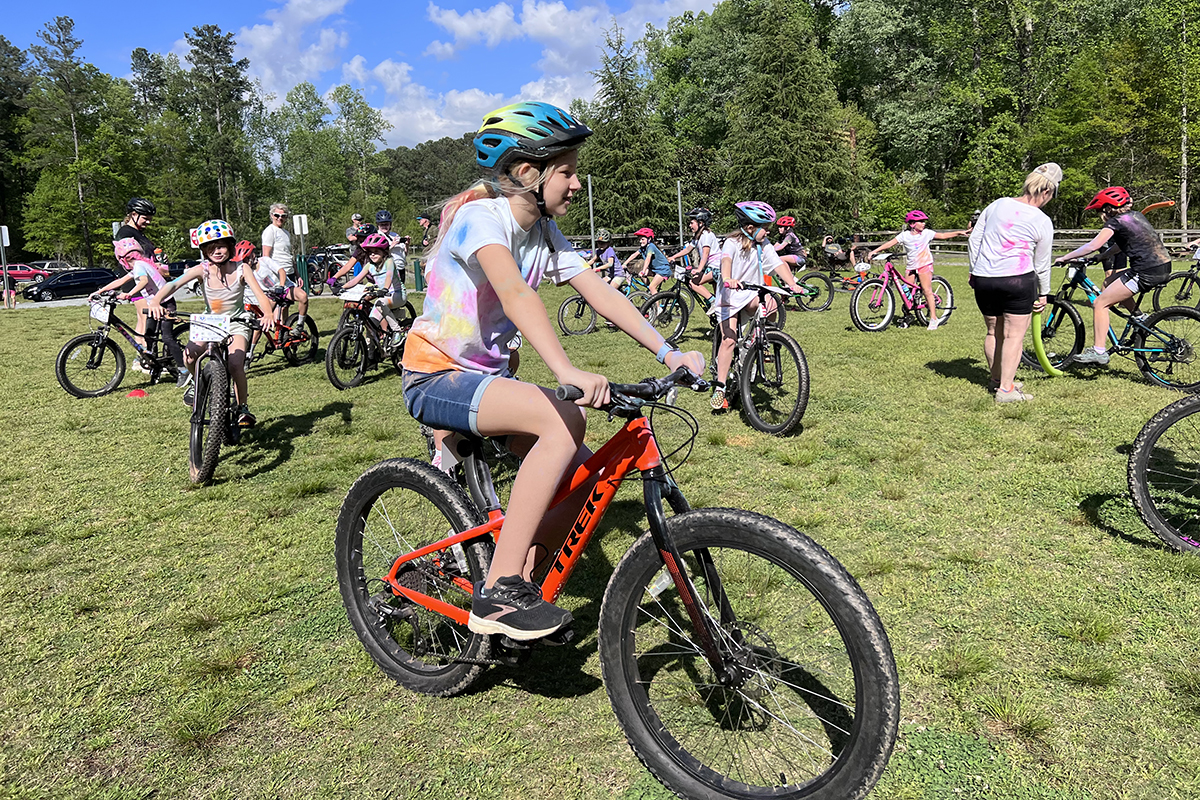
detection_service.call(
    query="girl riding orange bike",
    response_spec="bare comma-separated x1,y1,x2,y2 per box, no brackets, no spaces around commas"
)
399,101,704,641
867,210,971,330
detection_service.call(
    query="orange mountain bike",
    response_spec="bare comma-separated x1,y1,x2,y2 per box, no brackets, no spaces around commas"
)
335,368,899,800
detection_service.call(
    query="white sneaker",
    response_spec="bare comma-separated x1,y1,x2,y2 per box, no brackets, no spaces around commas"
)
927,317,943,331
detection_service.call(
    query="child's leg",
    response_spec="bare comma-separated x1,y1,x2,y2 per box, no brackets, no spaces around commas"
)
1092,280,1135,349
771,263,802,292
916,269,938,314
228,334,249,405
715,313,743,386
609,276,625,291
690,271,714,301
649,274,666,293
293,286,308,319
133,298,149,347
474,379,588,586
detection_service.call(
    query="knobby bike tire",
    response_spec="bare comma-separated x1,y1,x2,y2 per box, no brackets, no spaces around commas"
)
1020,298,1084,372
739,329,810,436
335,458,494,695
641,291,689,344
1132,305,1200,391
1152,272,1200,312
189,356,228,484
55,334,126,398
1128,394,1200,553
765,292,787,329
913,275,955,327
675,283,697,316
558,295,596,336
282,314,321,365
326,327,369,390
796,271,834,312
849,279,894,332
598,508,900,800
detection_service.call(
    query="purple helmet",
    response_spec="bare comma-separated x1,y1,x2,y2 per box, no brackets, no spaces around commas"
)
733,201,777,227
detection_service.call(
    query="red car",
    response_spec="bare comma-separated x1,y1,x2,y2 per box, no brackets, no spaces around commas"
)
2,264,51,283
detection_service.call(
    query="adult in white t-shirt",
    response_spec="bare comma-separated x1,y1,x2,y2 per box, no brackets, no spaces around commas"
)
261,203,294,276
966,163,1060,402
867,210,971,331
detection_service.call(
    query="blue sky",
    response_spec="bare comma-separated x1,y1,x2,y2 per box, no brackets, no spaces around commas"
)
7,0,716,147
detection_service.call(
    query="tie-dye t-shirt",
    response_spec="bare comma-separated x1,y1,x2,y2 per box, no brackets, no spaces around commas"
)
896,228,936,272
403,197,587,375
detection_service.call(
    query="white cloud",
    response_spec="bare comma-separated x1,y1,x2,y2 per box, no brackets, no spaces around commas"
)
426,2,523,54
423,40,458,60
236,0,353,103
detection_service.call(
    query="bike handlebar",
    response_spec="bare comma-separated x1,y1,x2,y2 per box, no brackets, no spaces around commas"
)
556,367,709,407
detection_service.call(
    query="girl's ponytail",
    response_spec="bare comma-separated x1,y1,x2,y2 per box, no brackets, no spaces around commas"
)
427,179,500,260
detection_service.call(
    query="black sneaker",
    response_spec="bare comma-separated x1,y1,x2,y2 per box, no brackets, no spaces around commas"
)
183,385,195,407
467,575,572,641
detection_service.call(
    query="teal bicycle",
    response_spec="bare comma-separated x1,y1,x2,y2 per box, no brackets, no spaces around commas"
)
1025,256,1200,390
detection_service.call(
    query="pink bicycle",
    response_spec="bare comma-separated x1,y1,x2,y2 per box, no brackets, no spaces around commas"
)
849,255,954,332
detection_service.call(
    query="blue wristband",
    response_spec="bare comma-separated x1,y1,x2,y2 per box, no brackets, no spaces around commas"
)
656,342,676,364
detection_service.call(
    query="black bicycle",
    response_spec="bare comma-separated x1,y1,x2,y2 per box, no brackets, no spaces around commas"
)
326,286,410,390
178,313,244,484
1128,394,1200,554
55,291,187,398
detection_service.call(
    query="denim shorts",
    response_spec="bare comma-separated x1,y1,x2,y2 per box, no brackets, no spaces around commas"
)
402,369,502,435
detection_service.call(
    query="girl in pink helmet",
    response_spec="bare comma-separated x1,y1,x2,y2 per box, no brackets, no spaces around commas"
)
866,210,972,330
621,228,672,293
342,232,409,346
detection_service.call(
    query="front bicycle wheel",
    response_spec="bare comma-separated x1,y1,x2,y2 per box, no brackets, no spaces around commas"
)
55,333,126,398
1129,395,1200,553
764,293,787,329
1133,306,1200,391
739,329,809,435
1152,272,1200,312
913,275,954,326
326,326,368,390
189,356,228,484
796,271,834,312
282,314,320,365
335,458,494,695
599,508,899,800
849,279,894,332
641,291,689,344
558,295,596,336
1020,298,1084,371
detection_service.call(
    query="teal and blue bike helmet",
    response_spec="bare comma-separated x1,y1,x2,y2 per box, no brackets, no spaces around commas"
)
733,201,777,228
474,102,593,171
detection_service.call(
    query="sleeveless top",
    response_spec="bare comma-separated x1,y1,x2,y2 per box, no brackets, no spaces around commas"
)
203,261,249,319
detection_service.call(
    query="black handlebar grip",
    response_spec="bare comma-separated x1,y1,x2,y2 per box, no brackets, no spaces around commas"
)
556,385,585,402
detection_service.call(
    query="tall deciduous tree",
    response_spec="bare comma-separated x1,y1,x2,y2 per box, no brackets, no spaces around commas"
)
0,36,31,238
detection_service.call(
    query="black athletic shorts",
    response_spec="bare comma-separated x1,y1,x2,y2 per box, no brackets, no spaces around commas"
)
970,272,1038,317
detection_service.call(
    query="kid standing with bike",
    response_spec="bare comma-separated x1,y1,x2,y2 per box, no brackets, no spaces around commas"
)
667,208,719,306
867,210,971,330
149,220,276,426
1055,187,1173,365
400,101,704,641
711,201,804,410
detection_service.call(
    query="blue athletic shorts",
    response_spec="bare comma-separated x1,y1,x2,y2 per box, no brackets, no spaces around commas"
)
402,369,502,435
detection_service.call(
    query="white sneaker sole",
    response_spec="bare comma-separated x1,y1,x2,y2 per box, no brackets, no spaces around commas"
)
467,612,569,641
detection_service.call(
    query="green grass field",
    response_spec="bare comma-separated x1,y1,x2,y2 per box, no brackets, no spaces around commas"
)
2,262,1198,799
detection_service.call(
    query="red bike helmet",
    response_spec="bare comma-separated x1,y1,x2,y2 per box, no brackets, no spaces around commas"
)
777,216,796,228
634,227,655,239
1085,186,1131,211
234,240,256,262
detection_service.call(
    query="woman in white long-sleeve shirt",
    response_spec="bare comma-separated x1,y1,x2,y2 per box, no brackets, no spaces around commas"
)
967,163,1060,403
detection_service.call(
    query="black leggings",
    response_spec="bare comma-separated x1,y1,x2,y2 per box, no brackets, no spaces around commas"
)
970,272,1037,317
146,298,186,369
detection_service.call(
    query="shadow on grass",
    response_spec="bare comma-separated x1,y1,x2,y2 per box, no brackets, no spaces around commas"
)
926,357,990,387
1078,492,1161,550
229,401,353,479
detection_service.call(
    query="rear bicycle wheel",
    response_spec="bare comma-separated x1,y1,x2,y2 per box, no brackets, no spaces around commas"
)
739,329,809,435
599,508,899,800
641,291,689,344
335,458,494,695
55,333,126,398
282,314,320,365
764,293,787,329
1020,298,1084,371
913,275,954,326
849,279,894,332
1133,306,1200,391
558,295,596,335
1129,395,1200,553
326,326,369,389
796,271,834,312
189,356,228,484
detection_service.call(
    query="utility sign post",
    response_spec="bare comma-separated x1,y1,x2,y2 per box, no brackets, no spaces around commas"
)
1,226,9,310
292,214,309,289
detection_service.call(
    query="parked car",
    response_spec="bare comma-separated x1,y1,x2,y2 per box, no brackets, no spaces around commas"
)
22,268,119,301
28,259,76,273
1,263,51,283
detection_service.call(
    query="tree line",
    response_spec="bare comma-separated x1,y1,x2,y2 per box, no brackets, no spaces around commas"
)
1,0,1196,266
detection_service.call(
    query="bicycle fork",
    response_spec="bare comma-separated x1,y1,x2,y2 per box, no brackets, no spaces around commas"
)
643,465,743,687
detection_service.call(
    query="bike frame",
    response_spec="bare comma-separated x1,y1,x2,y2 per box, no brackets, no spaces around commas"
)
1058,263,1169,356
875,261,929,313
380,414,729,673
